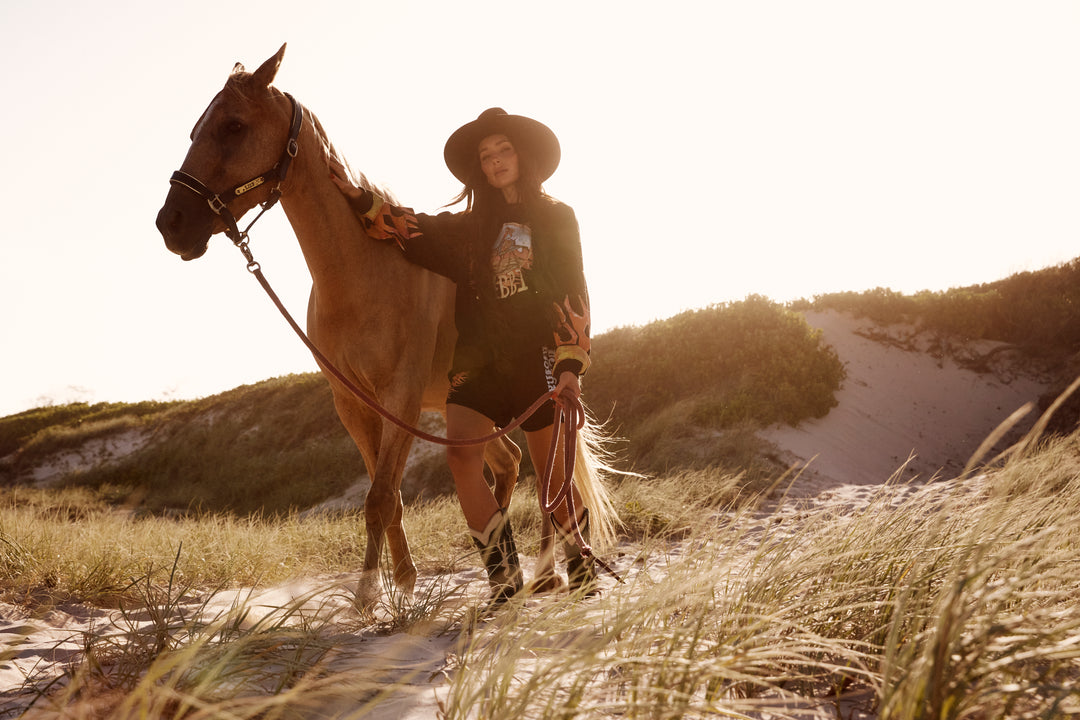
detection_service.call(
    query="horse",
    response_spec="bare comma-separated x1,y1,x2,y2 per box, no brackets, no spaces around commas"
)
155,44,616,606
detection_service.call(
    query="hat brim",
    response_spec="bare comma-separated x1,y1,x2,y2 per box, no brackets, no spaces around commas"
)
444,112,561,185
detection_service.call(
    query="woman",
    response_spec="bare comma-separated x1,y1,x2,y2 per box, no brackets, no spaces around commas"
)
331,108,599,603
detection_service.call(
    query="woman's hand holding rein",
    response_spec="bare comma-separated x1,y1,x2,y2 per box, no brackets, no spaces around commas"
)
554,370,581,408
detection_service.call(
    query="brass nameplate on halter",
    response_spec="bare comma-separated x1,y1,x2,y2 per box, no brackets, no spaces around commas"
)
235,177,266,196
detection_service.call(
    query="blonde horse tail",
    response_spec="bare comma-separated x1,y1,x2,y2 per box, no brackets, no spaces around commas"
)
573,404,624,550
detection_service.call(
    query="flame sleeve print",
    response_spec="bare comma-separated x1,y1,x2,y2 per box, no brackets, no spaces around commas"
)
353,195,468,282
552,293,591,376
356,194,423,251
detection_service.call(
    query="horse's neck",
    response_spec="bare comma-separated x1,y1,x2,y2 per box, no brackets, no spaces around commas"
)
279,155,377,293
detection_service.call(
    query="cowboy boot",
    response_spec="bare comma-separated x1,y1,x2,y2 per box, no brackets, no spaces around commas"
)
470,507,524,604
555,509,599,597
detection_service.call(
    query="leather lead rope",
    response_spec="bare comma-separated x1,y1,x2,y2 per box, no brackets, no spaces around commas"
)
244,258,553,447
539,396,625,583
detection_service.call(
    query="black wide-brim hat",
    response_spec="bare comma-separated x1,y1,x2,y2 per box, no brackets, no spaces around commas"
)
443,107,561,185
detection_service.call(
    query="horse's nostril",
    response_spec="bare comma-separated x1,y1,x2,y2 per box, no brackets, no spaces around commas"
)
156,206,182,236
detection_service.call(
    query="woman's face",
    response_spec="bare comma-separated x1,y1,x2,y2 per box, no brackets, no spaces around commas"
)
478,134,520,200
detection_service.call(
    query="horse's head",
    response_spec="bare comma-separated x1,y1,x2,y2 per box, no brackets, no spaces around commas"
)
155,44,299,261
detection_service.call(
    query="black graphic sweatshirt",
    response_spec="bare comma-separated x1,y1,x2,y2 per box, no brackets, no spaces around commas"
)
355,193,592,379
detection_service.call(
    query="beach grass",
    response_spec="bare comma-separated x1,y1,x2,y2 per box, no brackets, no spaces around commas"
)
4,427,1080,717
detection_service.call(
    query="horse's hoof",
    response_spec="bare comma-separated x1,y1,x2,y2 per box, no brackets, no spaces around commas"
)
354,572,381,613
526,574,567,595
394,566,418,594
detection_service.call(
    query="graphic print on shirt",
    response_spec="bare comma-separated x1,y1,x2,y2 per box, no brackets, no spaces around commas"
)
491,222,533,299
541,347,558,392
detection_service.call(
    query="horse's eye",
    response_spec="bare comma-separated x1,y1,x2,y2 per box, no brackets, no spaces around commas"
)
223,119,245,136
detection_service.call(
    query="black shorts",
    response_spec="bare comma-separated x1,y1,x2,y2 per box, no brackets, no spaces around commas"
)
447,347,558,432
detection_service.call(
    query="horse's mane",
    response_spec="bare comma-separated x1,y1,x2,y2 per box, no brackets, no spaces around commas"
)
304,106,399,204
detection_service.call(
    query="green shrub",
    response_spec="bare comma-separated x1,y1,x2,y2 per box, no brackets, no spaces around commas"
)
63,375,363,516
0,401,171,459
587,295,845,438
803,258,1080,355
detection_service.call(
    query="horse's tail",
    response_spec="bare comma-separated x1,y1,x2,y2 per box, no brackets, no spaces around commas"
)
573,405,625,550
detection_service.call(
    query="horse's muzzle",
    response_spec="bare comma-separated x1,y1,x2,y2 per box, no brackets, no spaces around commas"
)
156,190,212,261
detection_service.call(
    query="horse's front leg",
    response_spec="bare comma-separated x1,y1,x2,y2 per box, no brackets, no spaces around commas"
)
361,420,418,602
325,393,386,611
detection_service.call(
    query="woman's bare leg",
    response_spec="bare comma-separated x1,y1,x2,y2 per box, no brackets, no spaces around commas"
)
445,403,500,531
447,403,522,602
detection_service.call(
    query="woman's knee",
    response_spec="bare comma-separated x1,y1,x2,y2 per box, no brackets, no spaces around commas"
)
446,444,485,476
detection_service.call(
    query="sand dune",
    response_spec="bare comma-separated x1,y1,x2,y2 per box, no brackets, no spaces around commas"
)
762,310,1051,495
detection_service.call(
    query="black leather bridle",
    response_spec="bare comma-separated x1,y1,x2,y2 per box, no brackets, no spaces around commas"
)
168,92,303,256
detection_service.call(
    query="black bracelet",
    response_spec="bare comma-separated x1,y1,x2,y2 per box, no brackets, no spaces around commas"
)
347,189,375,215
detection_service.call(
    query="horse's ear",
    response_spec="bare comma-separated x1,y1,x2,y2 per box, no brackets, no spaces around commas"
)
251,43,287,88
231,62,245,75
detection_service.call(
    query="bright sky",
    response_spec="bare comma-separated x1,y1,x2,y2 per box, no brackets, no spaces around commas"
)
1,1,1077,418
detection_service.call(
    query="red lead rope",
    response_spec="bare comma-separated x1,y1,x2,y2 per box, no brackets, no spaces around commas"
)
539,395,624,583
247,258,552,446
538,395,585,538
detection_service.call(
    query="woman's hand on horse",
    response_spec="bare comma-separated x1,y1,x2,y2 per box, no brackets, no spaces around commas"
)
328,159,376,214
328,157,357,194
327,154,350,183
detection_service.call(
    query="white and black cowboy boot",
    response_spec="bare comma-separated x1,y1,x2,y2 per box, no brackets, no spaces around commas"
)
470,508,524,605
555,508,599,597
